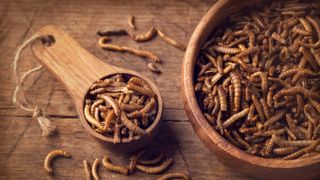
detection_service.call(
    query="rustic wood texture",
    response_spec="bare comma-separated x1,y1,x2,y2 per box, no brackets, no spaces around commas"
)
0,0,249,179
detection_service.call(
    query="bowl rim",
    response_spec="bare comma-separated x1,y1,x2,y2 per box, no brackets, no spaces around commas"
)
181,0,320,169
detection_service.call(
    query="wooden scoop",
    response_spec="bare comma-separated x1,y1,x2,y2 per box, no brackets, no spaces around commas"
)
31,25,163,152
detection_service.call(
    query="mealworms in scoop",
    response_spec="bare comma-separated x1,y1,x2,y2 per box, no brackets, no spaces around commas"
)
136,158,173,174
157,29,186,50
102,155,129,175
44,150,71,174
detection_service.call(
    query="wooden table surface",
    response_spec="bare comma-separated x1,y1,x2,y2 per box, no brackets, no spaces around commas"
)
0,0,251,179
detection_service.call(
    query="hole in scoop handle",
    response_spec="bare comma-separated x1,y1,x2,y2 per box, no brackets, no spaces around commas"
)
31,25,119,105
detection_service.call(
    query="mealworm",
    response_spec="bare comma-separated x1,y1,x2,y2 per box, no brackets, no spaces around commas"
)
90,99,104,115
157,30,186,50
102,155,129,175
273,147,300,156
83,160,92,180
250,71,268,97
309,98,320,113
96,29,128,36
228,84,235,114
263,110,286,128
136,158,173,174
236,46,260,58
127,83,155,97
254,128,286,137
128,149,147,174
239,126,259,134
285,126,298,141
292,26,311,36
147,63,161,74
44,150,71,174
97,94,121,116
252,12,266,29
274,138,318,147
216,111,224,135
84,103,104,130
114,123,122,143
284,140,320,160
138,151,164,165
130,27,157,42
304,104,318,125
228,37,248,47
232,130,252,151
120,103,144,112
300,16,320,49
92,159,100,180
217,86,227,112
273,86,320,101
158,172,191,180
265,135,276,156
212,45,241,54
121,112,147,136
230,72,241,112
128,15,136,29
271,32,287,45
222,108,250,129
252,95,266,122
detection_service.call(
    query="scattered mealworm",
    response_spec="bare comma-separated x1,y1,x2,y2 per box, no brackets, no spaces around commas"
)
92,159,100,180
138,151,164,165
83,160,92,180
158,172,191,180
136,158,173,174
102,155,129,175
44,150,71,174
147,63,161,74
128,15,136,29
157,29,186,50
130,27,157,42
97,29,128,37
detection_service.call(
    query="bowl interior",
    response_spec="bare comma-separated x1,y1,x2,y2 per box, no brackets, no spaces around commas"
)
80,72,163,145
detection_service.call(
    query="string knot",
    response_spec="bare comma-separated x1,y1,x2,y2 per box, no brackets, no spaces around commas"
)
33,106,57,137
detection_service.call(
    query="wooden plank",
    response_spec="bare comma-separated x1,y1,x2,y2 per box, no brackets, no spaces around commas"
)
0,116,249,179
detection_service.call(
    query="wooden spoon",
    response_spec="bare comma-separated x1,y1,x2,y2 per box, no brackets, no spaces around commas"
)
31,25,163,152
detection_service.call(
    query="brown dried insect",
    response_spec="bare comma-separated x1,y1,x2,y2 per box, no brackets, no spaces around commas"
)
128,15,136,29
130,27,157,42
83,160,92,180
44,150,71,174
136,158,173,174
92,159,100,180
157,30,186,50
147,63,161,74
102,155,129,175
158,172,191,180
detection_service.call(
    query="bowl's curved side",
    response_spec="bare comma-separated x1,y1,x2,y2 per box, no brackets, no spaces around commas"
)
181,0,320,179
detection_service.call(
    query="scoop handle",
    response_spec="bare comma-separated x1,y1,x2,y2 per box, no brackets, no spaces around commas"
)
31,25,122,106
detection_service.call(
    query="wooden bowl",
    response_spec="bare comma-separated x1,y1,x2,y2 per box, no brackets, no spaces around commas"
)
32,26,163,152
181,0,320,179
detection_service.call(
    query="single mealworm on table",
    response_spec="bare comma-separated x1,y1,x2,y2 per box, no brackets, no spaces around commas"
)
147,63,161,74
128,15,136,29
130,27,157,42
157,29,186,50
136,158,173,174
96,29,128,37
158,172,191,180
129,149,147,174
92,159,100,180
83,160,92,180
102,155,129,175
44,150,71,174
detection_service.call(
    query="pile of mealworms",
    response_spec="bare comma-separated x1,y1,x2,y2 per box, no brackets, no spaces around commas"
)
195,0,320,159
97,15,186,74
44,148,190,180
84,74,158,143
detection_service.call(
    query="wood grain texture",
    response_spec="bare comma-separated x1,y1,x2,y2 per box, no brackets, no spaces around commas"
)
0,0,249,179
